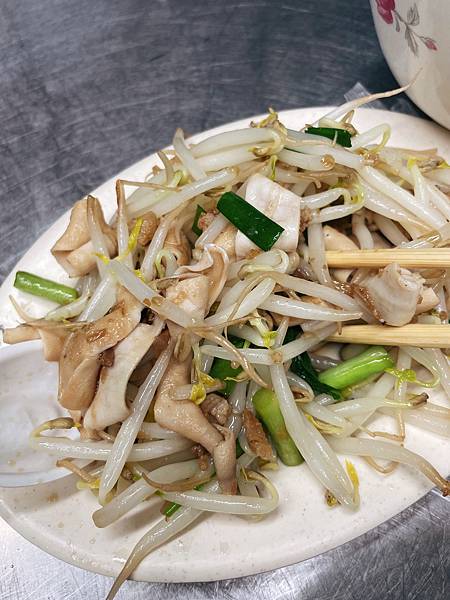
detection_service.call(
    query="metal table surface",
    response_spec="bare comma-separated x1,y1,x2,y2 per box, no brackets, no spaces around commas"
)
0,1,448,598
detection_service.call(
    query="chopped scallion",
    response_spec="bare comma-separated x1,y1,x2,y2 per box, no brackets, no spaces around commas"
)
285,327,341,400
208,335,245,398
305,126,352,148
217,191,284,252
252,389,303,466
318,346,394,390
14,271,79,305
292,352,342,400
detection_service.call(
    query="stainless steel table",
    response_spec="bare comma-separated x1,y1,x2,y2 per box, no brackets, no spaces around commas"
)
0,1,448,598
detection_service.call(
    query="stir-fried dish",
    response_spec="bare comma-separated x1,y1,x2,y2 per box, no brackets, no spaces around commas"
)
3,88,450,598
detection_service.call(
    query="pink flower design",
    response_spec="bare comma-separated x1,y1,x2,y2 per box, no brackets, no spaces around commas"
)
375,1,438,55
423,37,438,51
376,0,396,24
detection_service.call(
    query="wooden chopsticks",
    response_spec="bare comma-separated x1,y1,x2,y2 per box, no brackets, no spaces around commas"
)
325,248,450,269
329,324,450,348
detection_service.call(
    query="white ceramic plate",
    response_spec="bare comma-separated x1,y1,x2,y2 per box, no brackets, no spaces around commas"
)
0,107,449,583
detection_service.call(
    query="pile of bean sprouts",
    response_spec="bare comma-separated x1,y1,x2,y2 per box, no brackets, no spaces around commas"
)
5,87,450,599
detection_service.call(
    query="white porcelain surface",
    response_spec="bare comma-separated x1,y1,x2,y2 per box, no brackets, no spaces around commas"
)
0,343,73,487
0,108,449,583
370,0,450,128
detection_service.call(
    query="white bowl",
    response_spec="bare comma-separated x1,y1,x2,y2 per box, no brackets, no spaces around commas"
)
370,0,450,129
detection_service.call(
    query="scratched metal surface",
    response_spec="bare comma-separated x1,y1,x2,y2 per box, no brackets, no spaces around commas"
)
0,0,448,599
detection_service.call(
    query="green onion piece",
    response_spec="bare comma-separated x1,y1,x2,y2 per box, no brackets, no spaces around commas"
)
286,327,341,400
217,191,284,252
305,126,352,148
318,346,394,390
291,352,341,400
208,335,245,398
192,204,206,236
252,389,303,466
14,271,79,305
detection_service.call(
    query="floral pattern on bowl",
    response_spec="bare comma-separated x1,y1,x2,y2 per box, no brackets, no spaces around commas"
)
375,1,437,55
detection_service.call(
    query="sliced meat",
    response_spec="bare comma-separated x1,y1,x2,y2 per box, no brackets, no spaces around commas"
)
415,287,440,315
198,211,216,232
3,325,40,344
323,224,358,283
192,444,211,471
214,224,237,261
164,225,191,265
154,357,236,492
361,263,424,326
175,244,229,310
58,287,142,410
350,283,383,322
203,245,229,309
84,322,162,430
2,323,69,361
212,426,237,495
52,198,91,253
136,211,158,247
98,348,115,368
243,408,274,462
201,394,232,426
154,358,223,454
166,275,210,322
299,207,312,233
38,327,70,361
52,197,117,277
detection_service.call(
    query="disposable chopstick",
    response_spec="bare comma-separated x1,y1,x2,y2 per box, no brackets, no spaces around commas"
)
329,324,450,348
325,248,450,269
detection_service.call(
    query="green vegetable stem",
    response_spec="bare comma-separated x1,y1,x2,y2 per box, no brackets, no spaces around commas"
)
14,271,79,305
318,346,394,390
252,389,303,466
305,126,352,147
217,191,284,251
